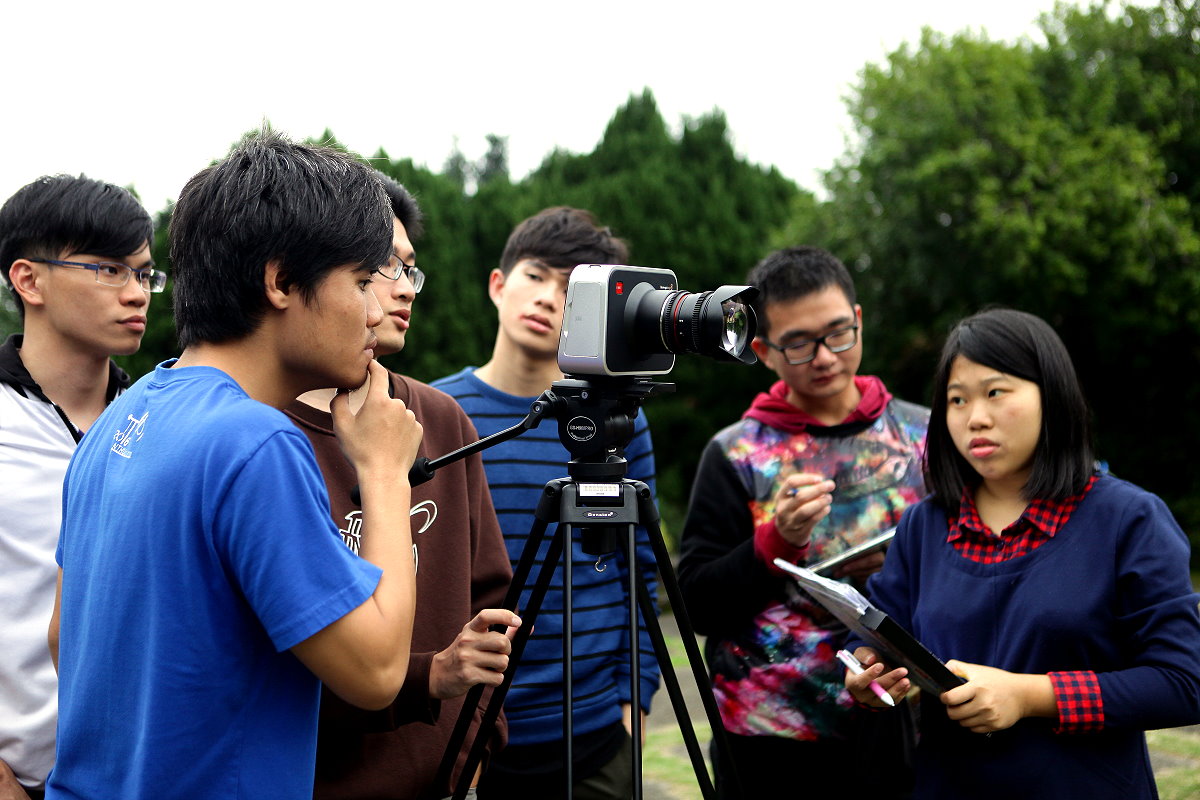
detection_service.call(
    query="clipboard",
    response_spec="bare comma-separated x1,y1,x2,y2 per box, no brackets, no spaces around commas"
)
773,558,965,695
806,527,896,577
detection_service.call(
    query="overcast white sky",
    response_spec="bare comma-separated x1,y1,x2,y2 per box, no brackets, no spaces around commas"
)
2,1,1136,213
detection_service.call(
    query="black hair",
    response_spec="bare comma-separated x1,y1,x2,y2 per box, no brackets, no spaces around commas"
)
744,246,857,337
170,130,392,348
925,308,1095,508
0,175,153,318
376,172,424,240
498,206,628,276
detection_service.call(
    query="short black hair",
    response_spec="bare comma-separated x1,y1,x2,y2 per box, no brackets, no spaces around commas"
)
0,175,152,318
745,246,857,337
376,172,424,240
498,206,628,276
170,130,392,348
925,307,1095,508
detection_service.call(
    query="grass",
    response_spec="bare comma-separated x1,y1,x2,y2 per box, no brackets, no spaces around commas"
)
1147,729,1200,800
642,626,712,799
647,623,1200,800
643,721,712,800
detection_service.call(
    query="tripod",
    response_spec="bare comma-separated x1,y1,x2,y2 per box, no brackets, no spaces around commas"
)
411,377,741,799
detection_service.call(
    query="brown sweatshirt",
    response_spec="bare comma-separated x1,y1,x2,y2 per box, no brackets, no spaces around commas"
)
286,373,512,799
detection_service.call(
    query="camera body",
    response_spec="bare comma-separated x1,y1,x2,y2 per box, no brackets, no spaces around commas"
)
558,264,758,378
559,265,677,377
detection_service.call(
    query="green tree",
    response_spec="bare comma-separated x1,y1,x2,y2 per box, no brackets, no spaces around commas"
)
372,149,502,383
476,134,510,186
0,289,19,340
797,1,1200,541
114,203,177,379
442,138,471,190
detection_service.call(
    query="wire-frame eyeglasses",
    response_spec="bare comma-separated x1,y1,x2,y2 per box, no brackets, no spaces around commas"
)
376,256,425,294
28,258,167,293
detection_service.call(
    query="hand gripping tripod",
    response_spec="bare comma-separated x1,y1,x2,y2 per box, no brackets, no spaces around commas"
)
408,377,741,800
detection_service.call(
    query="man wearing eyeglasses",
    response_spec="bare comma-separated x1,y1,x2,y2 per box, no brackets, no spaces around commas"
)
0,174,158,800
286,173,516,800
678,246,930,798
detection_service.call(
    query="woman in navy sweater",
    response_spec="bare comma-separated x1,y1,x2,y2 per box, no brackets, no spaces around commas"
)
844,308,1200,799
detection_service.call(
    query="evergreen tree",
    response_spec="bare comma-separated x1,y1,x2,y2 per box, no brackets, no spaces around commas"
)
0,289,19,339
795,0,1200,541
476,134,510,186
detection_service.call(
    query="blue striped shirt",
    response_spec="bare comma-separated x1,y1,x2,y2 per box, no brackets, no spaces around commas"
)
432,368,660,744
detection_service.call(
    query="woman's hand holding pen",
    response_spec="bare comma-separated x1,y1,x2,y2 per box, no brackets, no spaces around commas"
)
940,661,1057,734
843,647,910,707
774,473,835,547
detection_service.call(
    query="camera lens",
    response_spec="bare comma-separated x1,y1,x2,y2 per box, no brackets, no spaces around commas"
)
720,298,751,354
638,286,757,365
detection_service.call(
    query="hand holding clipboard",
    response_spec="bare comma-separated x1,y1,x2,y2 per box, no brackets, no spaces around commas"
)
806,527,896,577
773,558,965,695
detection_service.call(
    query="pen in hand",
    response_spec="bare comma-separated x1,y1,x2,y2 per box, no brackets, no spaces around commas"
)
837,649,896,708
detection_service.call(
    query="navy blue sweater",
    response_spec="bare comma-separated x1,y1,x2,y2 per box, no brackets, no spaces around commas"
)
857,474,1200,799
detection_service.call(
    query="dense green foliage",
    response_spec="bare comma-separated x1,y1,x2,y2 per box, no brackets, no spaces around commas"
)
4,1,1197,547
781,0,1200,544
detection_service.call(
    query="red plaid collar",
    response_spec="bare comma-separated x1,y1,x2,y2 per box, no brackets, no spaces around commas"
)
948,474,1099,541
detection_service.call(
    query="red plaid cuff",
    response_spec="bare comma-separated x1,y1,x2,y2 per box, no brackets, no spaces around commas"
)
754,520,809,575
1049,671,1104,733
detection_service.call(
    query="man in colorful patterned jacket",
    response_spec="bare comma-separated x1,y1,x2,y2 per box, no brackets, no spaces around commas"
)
678,245,929,798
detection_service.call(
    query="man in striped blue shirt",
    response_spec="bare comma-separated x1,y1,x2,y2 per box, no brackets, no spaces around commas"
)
433,207,659,799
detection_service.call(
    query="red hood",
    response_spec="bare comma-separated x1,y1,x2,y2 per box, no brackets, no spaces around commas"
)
742,375,893,433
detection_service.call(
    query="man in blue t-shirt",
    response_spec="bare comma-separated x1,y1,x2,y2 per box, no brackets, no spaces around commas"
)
433,207,660,800
46,132,424,800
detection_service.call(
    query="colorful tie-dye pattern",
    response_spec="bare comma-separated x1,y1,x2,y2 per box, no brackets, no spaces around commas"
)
708,400,929,739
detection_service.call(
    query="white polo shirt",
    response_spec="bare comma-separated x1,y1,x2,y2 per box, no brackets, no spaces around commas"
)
0,335,126,790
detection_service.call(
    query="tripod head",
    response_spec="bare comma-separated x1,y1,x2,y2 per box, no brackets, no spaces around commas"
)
548,377,673,483
404,377,673,487
543,377,673,556
378,376,672,557
350,376,672,509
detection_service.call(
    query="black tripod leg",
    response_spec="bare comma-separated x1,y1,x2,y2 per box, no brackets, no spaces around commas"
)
563,521,574,797
635,486,745,800
633,575,716,799
623,520,643,800
433,510,554,794
450,514,568,800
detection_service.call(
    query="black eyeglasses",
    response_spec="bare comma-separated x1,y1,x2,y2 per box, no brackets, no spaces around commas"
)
29,258,167,293
762,324,859,365
376,255,425,294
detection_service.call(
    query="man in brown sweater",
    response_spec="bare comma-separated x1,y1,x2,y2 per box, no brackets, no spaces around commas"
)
288,173,517,799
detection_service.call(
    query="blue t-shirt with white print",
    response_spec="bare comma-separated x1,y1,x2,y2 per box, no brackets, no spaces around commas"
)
50,362,380,800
